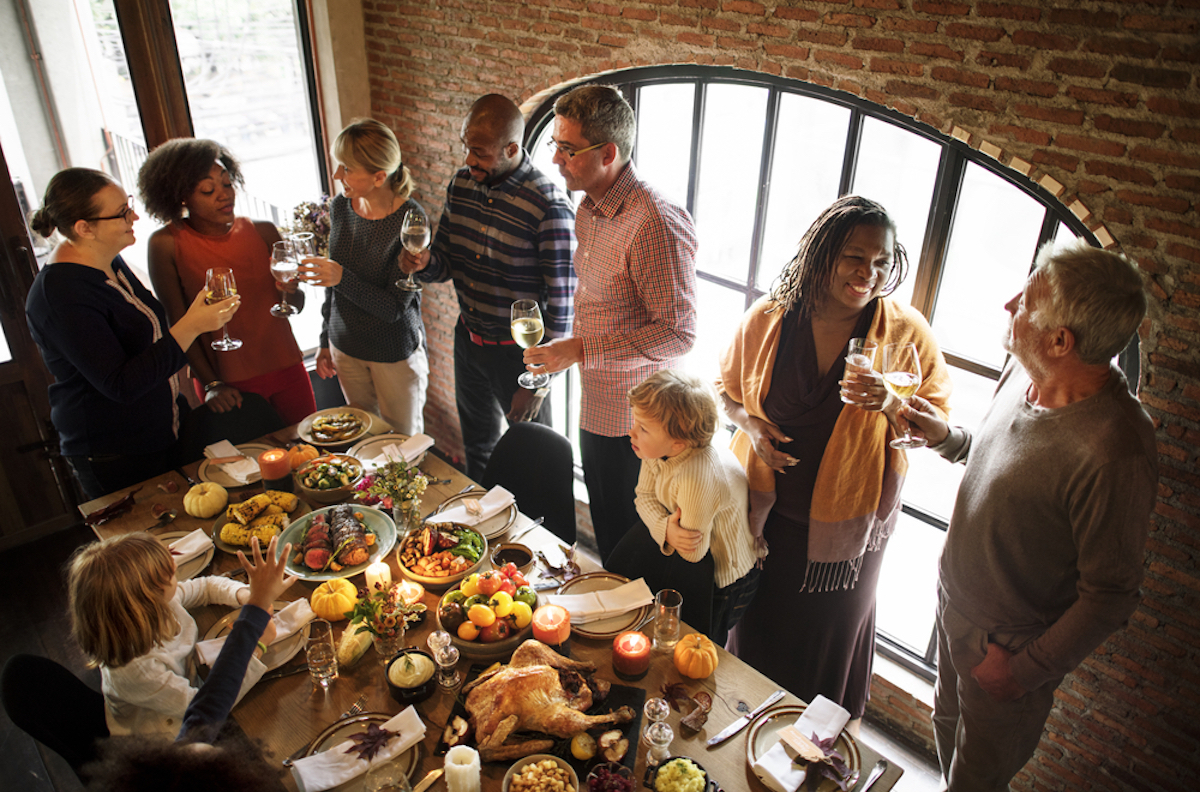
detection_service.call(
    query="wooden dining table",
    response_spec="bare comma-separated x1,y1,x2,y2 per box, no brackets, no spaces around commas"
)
81,415,904,792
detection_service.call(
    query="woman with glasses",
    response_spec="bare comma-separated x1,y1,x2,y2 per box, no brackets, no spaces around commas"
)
138,138,317,425
24,168,238,499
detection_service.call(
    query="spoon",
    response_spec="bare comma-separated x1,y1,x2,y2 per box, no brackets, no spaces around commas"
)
146,508,179,532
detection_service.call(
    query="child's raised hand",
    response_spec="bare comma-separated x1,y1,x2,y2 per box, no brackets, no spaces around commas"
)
237,535,297,615
665,507,702,554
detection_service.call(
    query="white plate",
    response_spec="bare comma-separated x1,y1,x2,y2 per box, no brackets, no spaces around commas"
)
298,407,373,447
304,712,421,791
202,599,304,671
555,571,652,640
746,705,861,792
158,531,214,581
197,443,271,488
277,505,397,581
348,433,427,469
430,491,517,540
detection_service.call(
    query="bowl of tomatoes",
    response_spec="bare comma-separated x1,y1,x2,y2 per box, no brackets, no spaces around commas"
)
435,563,539,661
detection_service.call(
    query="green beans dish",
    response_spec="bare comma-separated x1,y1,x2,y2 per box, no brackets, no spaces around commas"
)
298,457,363,490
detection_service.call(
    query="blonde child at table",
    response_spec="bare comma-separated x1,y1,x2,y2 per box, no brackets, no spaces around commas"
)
68,532,277,737
627,370,765,646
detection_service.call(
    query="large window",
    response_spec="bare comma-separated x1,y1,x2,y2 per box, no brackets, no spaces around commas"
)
526,67,1095,679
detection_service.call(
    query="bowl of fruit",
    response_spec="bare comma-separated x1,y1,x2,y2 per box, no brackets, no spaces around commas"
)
397,522,487,590
435,563,539,661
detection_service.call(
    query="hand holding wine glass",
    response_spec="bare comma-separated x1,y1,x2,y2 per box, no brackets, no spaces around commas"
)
396,209,430,291
511,299,550,390
269,241,300,317
881,342,925,449
840,337,879,407
205,267,243,351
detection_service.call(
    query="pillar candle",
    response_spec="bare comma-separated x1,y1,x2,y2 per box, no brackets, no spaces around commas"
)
257,448,291,480
612,631,651,680
397,579,425,606
445,745,481,792
364,562,392,593
532,604,571,645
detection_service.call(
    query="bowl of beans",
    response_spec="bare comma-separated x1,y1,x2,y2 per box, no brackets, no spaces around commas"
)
503,754,579,792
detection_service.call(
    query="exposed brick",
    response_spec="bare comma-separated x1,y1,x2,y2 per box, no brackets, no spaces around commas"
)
949,91,1001,112
1162,42,1200,63
1055,134,1126,157
1124,13,1199,34
1011,30,1079,50
1129,145,1200,170
911,41,963,60
1167,242,1200,265
885,79,940,100
747,22,790,37
1110,64,1194,89
1147,97,1200,119
676,31,715,46
714,34,757,50
1046,57,1107,79
814,49,865,69
722,0,766,15
772,5,818,22
1032,149,1080,172
1014,103,1085,125
995,76,1059,98
978,2,1041,21
931,65,990,88
794,28,850,47
1066,86,1140,107
988,123,1052,145
870,58,924,76
882,18,939,34
825,12,875,28
914,1,971,15
854,36,905,53
1094,115,1167,139
1048,9,1120,28
945,23,1007,41
763,42,810,60
1147,217,1200,241
1084,36,1161,59
976,49,1031,69
702,15,741,32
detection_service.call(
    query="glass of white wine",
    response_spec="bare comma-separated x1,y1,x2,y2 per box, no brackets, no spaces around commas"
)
204,267,242,351
269,241,300,317
881,341,925,449
511,299,550,389
396,209,429,292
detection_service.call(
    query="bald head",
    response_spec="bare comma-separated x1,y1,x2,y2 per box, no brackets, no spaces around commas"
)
460,94,526,185
465,94,525,148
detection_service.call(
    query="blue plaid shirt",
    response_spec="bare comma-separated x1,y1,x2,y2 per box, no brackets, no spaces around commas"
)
421,154,576,342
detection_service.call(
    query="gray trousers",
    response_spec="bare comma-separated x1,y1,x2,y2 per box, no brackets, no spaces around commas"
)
933,584,1059,792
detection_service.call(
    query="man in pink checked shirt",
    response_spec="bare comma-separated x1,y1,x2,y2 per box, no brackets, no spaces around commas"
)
524,84,698,563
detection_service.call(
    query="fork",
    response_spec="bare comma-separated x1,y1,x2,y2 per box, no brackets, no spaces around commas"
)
281,693,367,767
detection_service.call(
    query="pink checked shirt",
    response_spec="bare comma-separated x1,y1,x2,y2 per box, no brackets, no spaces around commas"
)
574,163,698,436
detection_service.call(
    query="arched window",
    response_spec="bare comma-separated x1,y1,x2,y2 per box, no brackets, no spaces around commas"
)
526,66,1106,679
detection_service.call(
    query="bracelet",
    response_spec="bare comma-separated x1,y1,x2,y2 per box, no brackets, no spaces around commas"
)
256,641,268,656
203,380,224,393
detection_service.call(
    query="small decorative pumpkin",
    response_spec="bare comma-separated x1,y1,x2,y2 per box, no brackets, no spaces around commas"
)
673,633,719,679
311,578,359,621
183,482,228,519
288,444,320,471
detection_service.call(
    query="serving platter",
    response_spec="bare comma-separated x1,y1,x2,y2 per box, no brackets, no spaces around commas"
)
298,407,373,447
158,531,214,581
276,505,397,581
210,500,311,555
197,443,271,487
556,572,652,640
746,705,861,792
202,599,303,671
303,713,422,791
397,525,487,590
430,491,517,540
348,433,428,469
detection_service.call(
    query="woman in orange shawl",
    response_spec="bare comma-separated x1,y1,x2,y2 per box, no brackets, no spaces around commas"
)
717,196,951,730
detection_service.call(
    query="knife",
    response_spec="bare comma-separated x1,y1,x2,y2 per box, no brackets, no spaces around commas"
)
706,689,786,747
175,467,199,487
261,662,309,681
412,768,444,792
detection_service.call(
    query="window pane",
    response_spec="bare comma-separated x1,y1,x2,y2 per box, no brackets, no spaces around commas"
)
530,122,573,200
693,83,768,284
683,279,746,387
1055,221,1076,241
757,94,849,291
635,83,695,209
851,117,940,309
876,512,945,653
932,162,1044,368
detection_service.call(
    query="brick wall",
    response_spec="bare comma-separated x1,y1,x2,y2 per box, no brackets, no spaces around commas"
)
358,2,1200,789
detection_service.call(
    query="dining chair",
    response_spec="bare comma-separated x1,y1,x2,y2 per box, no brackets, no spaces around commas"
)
177,392,286,465
1,653,109,779
481,422,577,544
606,524,715,638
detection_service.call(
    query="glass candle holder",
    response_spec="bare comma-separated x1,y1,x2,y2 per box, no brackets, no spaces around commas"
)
612,631,651,681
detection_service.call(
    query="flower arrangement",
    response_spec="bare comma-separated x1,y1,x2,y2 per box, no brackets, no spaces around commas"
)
291,195,332,256
354,458,428,530
347,581,427,639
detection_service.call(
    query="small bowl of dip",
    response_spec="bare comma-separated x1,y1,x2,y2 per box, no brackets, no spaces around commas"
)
490,541,534,576
385,648,437,705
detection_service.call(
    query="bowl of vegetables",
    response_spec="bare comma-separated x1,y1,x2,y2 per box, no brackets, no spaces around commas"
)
435,563,537,661
294,454,364,505
396,522,487,589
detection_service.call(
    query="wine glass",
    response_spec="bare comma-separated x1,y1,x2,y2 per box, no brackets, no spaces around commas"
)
510,299,549,390
881,342,926,449
840,337,877,405
395,210,429,291
269,241,300,317
204,267,242,351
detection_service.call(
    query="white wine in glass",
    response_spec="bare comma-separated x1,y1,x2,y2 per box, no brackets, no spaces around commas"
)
269,241,299,317
396,209,429,291
205,267,242,351
511,299,549,389
882,341,925,449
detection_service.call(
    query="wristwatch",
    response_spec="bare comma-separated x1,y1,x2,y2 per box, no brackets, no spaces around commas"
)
203,380,224,393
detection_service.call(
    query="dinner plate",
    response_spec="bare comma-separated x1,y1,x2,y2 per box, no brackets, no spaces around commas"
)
158,531,214,581
555,571,652,640
211,500,311,555
276,505,397,581
298,407,373,447
197,443,271,487
348,433,427,469
745,705,861,792
202,600,303,671
430,491,517,540
304,712,422,791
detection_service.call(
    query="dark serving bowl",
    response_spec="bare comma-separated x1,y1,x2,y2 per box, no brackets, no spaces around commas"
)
385,647,437,705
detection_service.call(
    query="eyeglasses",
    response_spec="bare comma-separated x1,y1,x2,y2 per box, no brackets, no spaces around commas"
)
87,195,135,223
545,139,608,159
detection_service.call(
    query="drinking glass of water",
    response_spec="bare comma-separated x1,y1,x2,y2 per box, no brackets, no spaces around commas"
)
304,618,338,689
652,589,682,651
840,337,877,405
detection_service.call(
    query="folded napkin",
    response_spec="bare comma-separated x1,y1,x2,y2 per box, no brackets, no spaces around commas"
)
195,599,317,666
204,440,260,485
168,529,213,566
546,578,654,625
433,485,514,527
292,705,426,792
368,433,435,470
752,695,851,792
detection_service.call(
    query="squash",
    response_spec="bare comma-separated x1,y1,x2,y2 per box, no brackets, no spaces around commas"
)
183,482,228,519
673,633,719,679
288,444,321,471
311,578,359,621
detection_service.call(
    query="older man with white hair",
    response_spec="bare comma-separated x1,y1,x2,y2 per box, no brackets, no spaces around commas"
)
905,237,1158,792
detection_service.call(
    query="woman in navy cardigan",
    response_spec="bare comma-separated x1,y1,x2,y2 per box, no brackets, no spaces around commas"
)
25,168,239,499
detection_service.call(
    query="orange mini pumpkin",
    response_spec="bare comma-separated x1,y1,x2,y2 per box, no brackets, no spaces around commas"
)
673,633,719,679
288,443,320,471
310,578,358,621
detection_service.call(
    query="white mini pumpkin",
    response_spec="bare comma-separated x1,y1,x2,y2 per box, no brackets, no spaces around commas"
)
183,482,228,518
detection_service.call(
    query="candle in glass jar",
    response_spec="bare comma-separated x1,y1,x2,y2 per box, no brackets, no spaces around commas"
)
364,562,392,593
612,631,650,680
397,579,425,605
257,448,291,481
532,604,571,645
444,745,481,792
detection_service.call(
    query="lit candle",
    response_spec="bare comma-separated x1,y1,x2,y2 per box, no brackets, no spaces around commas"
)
532,604,571,649
257,448,292,491
365,562,392,593
397,579,425,606
612,630,651,680
444,745,481,792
